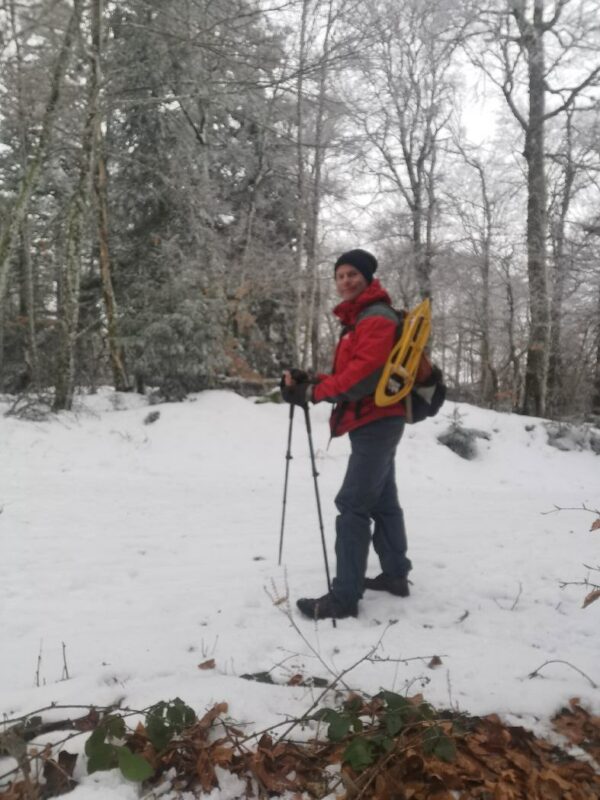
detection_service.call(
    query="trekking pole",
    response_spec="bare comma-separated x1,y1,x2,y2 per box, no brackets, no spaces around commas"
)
278,403,295,565
303,405,334,595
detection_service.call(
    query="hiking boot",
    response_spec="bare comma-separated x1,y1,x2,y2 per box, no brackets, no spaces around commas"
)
296,593,358,620
364,573,410,597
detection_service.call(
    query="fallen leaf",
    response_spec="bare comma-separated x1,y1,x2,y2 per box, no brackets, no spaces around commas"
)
0,779,31,799
582,589,600,608
539,768,573,791
73,709,100,732
42,750,77,797
196,749,217,793
197,702,228,730
210,744,234,766
198,659,216,670
590,518,600,532
428,656,443,669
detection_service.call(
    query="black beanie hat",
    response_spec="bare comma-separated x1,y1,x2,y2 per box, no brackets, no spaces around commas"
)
334,248,378,284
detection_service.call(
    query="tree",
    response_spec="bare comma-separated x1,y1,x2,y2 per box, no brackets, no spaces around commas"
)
0,0,83,310
350,0,469,302
91,0,129,393
545,105,600,415
445,144,500,405
470,0,600,416
104,0,301,394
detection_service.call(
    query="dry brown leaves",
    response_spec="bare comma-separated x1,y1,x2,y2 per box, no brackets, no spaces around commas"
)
552,697,600,765
0,780,36,800
3,700,600,799
0,749,77,800
143,701,600,799
334,710,600,800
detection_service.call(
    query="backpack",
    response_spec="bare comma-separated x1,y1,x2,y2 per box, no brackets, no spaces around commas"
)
358,300,446,424
405,354,446,424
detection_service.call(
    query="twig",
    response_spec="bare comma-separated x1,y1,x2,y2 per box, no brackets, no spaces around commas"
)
559,578,600,590
366,654,448,665
0,702,143,784
267,584,350,690
35,641,43,688
61,642,70,681
1,702,128,727
542,503,600,516
527,659,598,689
493,582,523,611
510,582,523,611
276,645,380,744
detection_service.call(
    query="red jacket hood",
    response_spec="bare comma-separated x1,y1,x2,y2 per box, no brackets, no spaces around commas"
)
333,279,392,326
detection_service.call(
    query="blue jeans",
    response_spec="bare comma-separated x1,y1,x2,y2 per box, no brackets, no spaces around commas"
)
332,417,411,607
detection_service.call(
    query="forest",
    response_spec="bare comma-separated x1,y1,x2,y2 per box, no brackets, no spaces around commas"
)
0,0,599,419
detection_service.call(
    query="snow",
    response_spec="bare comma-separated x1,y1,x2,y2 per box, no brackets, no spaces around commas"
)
1,389,599,798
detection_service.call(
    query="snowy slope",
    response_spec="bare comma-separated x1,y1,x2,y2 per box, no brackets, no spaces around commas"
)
1,389,599,798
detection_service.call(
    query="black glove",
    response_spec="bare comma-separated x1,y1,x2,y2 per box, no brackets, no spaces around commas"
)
289,368,310,384
281,381,312,407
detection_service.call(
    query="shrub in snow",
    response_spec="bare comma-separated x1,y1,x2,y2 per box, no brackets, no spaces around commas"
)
545,421,600,455
3,392,53,421
438,427,478,460
437,409,491,460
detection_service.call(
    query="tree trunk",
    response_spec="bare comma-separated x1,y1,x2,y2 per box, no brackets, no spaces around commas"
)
547,113,575,418
54,2,97,410
0,296,4,389
521,1,549,417
310,279,322,373
302,0,333,372
475,158,497,406
0,0,83,307
592,284,600,417
293,0,310,366
19,221,39,388
92,0,129,392
454,328,463,391
424,146,437,304
412,197,430,300
503,258,521,409
53,203,85,411
9,0,39,389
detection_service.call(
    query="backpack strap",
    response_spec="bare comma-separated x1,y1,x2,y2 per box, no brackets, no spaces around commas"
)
355,302,402,330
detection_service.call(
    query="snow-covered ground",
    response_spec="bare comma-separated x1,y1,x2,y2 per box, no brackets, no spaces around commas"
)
1,389,599,798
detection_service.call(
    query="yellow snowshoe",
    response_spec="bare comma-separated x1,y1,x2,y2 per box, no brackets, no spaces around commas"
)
374,298,431,408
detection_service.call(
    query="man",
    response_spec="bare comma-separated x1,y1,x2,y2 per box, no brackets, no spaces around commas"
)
282,249,412,620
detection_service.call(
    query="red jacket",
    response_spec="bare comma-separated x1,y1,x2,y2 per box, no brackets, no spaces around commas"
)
313,280,406,436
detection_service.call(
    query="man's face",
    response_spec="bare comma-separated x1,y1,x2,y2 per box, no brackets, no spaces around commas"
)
335,264,368,302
